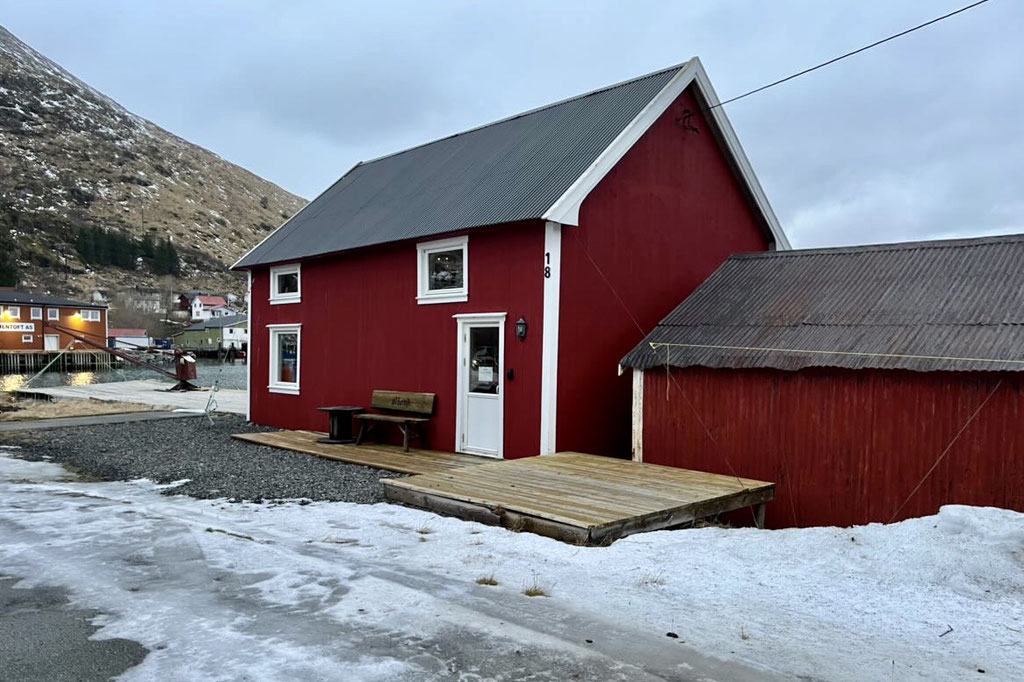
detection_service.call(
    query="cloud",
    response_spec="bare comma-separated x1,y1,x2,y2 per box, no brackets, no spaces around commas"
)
0,0,1020,248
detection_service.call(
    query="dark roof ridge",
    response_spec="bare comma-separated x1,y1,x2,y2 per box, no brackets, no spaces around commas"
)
730,232,1024,261
360,62,689,166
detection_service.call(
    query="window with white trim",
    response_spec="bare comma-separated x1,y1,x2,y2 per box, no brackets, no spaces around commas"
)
21,334,32,344
268,324,301,393
30,307,42,320
269,264,301,304
416,236,468,304
47,308,59,321
7,306,19,319
80,309,101,322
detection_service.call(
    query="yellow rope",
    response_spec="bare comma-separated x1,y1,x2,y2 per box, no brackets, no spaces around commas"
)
648,341,1024,366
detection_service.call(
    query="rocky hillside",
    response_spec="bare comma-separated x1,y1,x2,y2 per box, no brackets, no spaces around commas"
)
0,25,306,299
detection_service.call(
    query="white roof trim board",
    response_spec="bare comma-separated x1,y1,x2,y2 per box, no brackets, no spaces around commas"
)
543,59,790,250
234,58,788,270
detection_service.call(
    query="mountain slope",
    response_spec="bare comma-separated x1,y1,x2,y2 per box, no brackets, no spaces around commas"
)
0,25,306,298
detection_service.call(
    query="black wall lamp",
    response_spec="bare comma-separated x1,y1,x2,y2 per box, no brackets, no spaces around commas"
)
515,316,527,341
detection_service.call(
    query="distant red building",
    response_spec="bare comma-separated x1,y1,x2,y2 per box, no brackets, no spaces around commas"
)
0,292,107,352
622,236,1024,528
233,59,787,459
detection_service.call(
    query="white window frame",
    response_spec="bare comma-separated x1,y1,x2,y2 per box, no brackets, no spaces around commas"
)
267,323,301,394
417,236,468,305
80,309,101,322
21,334,32,344
269,263,301,304
7,306,19,319
30,307,42,320
47,308,59,321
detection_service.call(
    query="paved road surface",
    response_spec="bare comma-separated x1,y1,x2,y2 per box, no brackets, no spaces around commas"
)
0,577,148,682
15,379,246,415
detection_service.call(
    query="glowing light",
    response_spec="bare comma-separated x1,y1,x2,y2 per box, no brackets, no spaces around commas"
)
0,375,25,391
68,372,94,387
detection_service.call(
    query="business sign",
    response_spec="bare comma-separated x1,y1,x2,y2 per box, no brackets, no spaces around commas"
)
0,323,35,332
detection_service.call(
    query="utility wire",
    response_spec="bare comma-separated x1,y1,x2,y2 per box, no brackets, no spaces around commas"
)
711,0,993,110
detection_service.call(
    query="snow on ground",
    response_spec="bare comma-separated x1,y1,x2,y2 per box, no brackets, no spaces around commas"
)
0,453,1021,682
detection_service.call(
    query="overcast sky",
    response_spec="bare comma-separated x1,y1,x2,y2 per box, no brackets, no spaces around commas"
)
1,1,1020,248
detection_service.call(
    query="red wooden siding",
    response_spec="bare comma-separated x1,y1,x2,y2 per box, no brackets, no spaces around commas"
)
557,84,770,457
642,366,1024,528
0,306,106,351
250,220,545,458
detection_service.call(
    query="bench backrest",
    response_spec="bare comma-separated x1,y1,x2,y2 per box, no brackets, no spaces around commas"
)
371,390,435,415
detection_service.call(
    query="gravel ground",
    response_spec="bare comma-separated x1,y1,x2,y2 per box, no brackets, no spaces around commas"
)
1,414,405,503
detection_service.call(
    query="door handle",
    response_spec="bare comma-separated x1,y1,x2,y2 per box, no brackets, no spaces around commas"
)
506,369,514,381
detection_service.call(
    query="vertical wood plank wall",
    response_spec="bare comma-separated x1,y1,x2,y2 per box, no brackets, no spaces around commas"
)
641,366,1024,528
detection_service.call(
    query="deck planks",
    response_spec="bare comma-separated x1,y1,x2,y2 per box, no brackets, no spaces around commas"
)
384,452,775,543
234,429,775,544
230,430,484,475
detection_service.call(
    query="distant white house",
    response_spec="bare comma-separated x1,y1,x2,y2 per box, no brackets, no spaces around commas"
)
124,286,167,314
189,294,228,321
108,328,152,350
209,304,241,319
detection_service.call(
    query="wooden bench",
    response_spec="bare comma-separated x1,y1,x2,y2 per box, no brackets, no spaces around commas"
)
354,390,435,452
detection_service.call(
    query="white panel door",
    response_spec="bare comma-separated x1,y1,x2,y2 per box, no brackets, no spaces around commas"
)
458,319,503,457
43,334,59,351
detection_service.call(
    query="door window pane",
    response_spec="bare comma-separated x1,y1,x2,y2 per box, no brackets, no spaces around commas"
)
428,249,463,291
468,326,499,394
277,332,298,384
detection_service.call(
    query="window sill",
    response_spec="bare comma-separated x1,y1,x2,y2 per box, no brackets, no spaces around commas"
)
417,292,468,305
269,296,301,305
268,384,300,395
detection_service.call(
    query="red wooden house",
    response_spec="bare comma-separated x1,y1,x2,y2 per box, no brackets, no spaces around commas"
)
233,59,788,459
621,235,1024,528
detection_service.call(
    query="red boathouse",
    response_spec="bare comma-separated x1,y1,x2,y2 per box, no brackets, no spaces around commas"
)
621,235,1024,528
234,59,788,459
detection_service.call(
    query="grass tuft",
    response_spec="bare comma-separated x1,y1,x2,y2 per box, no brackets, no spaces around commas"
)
475,574,499,586
416,526,434,535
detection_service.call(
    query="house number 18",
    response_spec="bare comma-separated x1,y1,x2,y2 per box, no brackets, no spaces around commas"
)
544,252,551,278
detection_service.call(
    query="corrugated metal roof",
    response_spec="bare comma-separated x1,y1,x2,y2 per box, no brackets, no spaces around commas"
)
622,234,1024,373
234,64,686,268
184,314,247,332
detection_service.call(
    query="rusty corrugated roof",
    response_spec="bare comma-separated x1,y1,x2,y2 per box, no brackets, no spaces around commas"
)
622,234,1024,373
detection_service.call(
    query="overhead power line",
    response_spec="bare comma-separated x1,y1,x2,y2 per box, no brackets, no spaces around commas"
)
711,0,993,110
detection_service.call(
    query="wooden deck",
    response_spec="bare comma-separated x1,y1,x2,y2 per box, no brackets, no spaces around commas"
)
230,430,485,475
384,453,774,544
233,430,775,544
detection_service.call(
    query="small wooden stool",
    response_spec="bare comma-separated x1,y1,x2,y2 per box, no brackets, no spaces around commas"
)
316,406,365,444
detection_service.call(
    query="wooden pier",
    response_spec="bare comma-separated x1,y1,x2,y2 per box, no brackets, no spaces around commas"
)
232,430,775,544
0,350,117,374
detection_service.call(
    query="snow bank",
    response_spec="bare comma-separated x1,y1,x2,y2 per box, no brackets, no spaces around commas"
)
0,454,1020,681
